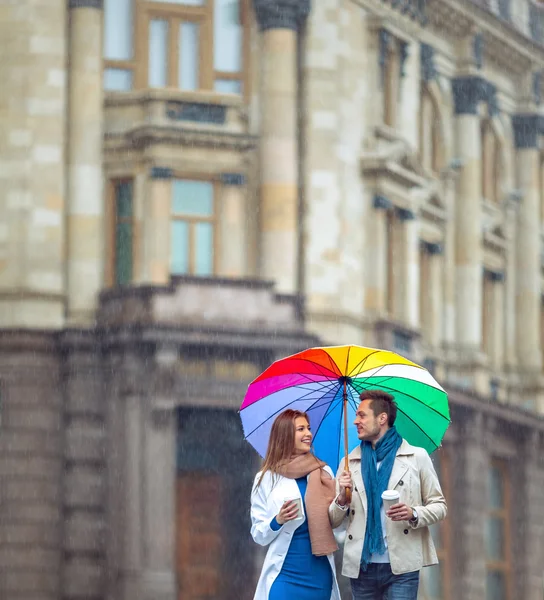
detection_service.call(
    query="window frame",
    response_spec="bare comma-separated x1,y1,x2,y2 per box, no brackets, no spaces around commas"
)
170,175,219,277
485,459,513,600
104,0,250,98
106,178,136,287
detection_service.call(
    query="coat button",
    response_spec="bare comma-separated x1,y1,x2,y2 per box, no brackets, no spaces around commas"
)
404,529,409,535
399,480,404,486
348,535,353,540
351,509,355,515
354,486,358,492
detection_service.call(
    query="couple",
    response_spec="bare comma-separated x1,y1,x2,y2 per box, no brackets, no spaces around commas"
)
250,389,447,600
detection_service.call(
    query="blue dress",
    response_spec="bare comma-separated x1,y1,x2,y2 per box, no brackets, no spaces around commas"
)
269,477,333,600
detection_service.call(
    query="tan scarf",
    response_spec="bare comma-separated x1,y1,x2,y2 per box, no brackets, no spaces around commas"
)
276,453,338,556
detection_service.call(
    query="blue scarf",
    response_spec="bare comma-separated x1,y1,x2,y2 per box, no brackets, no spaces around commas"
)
360,426,403,570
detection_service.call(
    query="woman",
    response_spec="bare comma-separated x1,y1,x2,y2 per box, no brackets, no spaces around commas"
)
250,409,342,600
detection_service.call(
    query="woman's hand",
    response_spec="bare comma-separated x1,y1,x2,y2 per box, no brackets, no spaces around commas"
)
337,470,352,506
276,500,299,525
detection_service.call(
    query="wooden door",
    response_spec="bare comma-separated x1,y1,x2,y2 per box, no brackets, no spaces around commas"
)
176,473,223,600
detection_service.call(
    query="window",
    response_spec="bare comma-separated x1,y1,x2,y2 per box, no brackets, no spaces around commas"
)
419,448,451,600
171,179,215,276
482,269,504,371
481,120,500,204
103,0,247,95
420,87,443,174
383,37,402,128
498,0,510,21
385,210,397,316
485,460,512,600
108,180,134,286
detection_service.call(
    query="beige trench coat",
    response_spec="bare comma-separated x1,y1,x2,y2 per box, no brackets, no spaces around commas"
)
328,439,447,578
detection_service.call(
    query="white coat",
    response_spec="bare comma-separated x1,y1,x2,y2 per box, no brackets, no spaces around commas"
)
250,467,342,600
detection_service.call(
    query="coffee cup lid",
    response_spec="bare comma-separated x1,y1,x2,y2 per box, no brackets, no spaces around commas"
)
381,490,400,500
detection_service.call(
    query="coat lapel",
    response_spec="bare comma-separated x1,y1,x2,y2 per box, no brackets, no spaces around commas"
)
388,440,414,490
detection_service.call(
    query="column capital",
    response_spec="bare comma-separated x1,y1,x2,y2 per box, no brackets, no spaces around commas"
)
253,0,311,32
373,194,393,210
68,0,103,8
420,43,437,82
511,114,544,149
452,76,498,116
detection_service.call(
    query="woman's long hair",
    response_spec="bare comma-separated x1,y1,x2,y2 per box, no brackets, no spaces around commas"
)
256,409,310,488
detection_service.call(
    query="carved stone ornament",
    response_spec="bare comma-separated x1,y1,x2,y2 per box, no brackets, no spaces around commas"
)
253,0,311,32
511,114,544,149
69,0,103,8
452,76,499,116
420,43,437,82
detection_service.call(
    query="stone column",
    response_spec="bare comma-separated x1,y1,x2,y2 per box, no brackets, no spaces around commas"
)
504,196,519,371
421,242,443,348
219,174,248,277
442,173,457,347
397,208,419,328
141,346,178,600
483,270,505,371
145,168,173,284
521,431,544,600
253,0,310,294
452,78,484,351
512,115,542,372
364,195,391,316
66,0,105,323
458,412,489,599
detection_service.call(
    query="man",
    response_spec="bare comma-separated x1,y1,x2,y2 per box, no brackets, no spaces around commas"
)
329,390,447,600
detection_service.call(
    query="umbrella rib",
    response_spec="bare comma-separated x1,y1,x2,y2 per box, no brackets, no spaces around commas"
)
310,389,343,446
240,377,339,413
243,380,340,439
396,406,442,449
256,356,341,383
347,349,381,378
354,374,450,422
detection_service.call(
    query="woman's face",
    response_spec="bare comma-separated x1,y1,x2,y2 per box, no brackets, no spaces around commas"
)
293,417,312,455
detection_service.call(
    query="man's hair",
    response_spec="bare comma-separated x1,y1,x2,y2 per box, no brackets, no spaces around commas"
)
359,390,397,427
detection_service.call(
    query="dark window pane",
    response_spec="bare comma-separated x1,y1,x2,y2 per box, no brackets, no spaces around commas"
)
114,181,133,285
488,464,504,509
116,181,133,218
485,516,504,561
115,222,133,285
486,570,506,600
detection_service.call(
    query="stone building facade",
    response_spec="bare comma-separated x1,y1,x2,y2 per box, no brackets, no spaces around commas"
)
1,1,544,600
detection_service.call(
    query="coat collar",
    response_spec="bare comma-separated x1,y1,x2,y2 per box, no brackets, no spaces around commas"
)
347,438,415,461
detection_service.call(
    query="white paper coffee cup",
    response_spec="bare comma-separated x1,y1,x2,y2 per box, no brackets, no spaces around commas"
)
381,490,400,513
284,497,303,520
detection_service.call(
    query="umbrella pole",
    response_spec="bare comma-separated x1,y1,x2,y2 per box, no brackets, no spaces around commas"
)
343,379,352,503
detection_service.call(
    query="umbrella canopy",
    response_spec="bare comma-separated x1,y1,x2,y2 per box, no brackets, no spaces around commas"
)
240,345,450,473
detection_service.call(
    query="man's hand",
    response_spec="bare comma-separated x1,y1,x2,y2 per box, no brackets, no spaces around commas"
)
386,503,414,522
337,470,353,506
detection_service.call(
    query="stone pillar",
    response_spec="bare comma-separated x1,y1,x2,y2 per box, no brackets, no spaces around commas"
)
521,431,544,600
421,242,443,348
364,195,391,316
452,79,483,350
66,0,105,323
443,182,456,355
397,208,419,328
254,0,310,294
512,115,542,372
458,412,488,599
504,196,519,371
145,168,173,284
219,174,248,277
141,346,178,600
62,337,107,600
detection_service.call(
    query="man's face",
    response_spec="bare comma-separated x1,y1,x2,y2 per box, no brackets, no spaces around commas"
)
354,399,384,442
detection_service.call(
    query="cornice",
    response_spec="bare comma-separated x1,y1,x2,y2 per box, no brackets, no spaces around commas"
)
106,126,258,153
427,0,542,73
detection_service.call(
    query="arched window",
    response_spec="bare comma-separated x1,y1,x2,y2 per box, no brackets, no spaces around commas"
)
419,86,443,174
481,120,500,203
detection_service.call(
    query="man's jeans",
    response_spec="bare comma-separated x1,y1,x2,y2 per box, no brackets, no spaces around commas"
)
350,563,420,600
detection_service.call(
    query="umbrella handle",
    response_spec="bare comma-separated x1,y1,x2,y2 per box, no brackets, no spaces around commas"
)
343,381,352,504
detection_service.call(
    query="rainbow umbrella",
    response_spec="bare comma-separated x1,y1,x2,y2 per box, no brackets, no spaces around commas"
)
240,345,450,474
